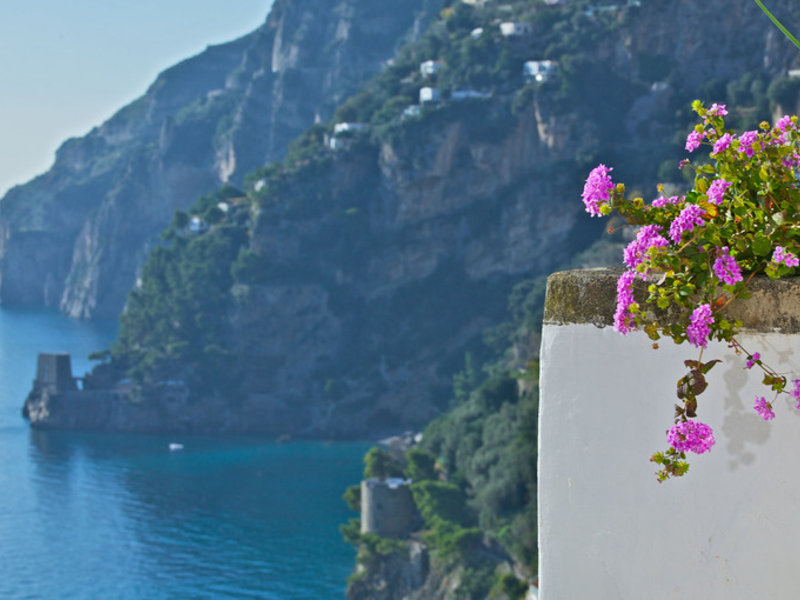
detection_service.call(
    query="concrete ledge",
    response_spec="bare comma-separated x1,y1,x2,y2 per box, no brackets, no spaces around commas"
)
543,267,800,333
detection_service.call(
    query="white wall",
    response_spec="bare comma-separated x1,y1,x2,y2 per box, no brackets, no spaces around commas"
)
539,322,800,599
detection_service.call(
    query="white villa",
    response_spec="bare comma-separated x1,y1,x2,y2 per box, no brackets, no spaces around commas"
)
524,60,558,83
499,21,532,36
419,60,444,77
419,87,441,104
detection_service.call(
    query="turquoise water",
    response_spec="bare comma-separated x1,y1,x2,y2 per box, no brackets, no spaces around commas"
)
0,307,368,599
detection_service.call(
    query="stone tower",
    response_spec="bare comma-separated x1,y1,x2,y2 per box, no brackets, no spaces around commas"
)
32,353,77,394
360,477,416,538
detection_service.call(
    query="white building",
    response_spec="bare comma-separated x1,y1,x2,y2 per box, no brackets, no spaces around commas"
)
328,123,367,151
328,136,351,151
333,122,366,135
524,60,558,83
188,216,208,235
402,105,421,118
499,21,532,36
419,87,441,104
419,60,444,77
470,27,484,38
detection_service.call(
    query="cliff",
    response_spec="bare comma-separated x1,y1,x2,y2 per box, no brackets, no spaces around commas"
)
22,0,800,439
0,0,435,318
23,95,589,435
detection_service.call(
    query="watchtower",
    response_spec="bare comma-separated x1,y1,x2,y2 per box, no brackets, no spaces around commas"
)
33,353,77,394
360,477,417,538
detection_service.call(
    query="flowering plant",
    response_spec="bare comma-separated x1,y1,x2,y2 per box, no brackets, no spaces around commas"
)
583,101,800,481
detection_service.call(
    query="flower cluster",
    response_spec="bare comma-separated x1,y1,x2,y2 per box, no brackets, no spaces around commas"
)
754,397,775,421
711,133,733,155
772,246,799,268
706,178,732,205
712,246,742,285
623,225,669,271
737,130,759,157
668,204,705,244
685,130,705,152
667,420,716,454
580,101,800,480
651,195,683,208
581,164,614,217
613,270,636,335
686,304,714,349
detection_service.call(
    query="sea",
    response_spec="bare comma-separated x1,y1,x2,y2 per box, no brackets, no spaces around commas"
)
0,307,370,599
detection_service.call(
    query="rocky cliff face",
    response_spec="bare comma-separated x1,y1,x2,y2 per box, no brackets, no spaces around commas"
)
24,93,593,436
0,0,434,318
226,104,587,437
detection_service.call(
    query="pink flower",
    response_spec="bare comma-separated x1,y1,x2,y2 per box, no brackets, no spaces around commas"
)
706,178,732,205
582,164,614,217
687,303,714,349
782,154,800,169
667,420,716,454
772,246,800,268
685,130,705,152
745,352,760,369
707,103,728,117
712,246,742,285
754,396,776,421
711,133,733,156
776,115,793,132
614,270,637,335
652,195,684,208
738,130,759,157
669,204,706,244
623,225,669,272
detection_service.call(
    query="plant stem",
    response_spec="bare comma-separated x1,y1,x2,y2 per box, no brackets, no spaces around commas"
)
753,0,800,51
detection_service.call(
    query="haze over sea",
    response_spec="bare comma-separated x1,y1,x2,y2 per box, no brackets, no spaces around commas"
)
0,307,367,599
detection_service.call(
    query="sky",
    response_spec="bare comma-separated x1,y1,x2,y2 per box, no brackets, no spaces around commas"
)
0,0,275,197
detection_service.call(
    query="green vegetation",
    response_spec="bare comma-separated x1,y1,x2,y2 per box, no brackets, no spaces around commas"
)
490,572,528,600
363,447,404,480
112,186,251,394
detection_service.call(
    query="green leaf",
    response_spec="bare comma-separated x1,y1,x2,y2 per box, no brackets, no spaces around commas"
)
752,235,772,256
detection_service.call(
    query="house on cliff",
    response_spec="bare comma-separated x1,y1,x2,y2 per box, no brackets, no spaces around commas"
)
419,87,440,104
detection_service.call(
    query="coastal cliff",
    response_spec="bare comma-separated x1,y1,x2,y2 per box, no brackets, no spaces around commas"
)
0,0,435,318
23,93,588,435
22,0,800,438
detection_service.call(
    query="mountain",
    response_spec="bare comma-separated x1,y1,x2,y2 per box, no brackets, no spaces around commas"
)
23,0,800,438
0,0,436,318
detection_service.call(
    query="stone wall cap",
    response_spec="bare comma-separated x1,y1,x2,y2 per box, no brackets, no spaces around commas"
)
543,267,800,333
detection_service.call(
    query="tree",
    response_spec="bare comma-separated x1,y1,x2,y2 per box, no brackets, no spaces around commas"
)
363,447,402,480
